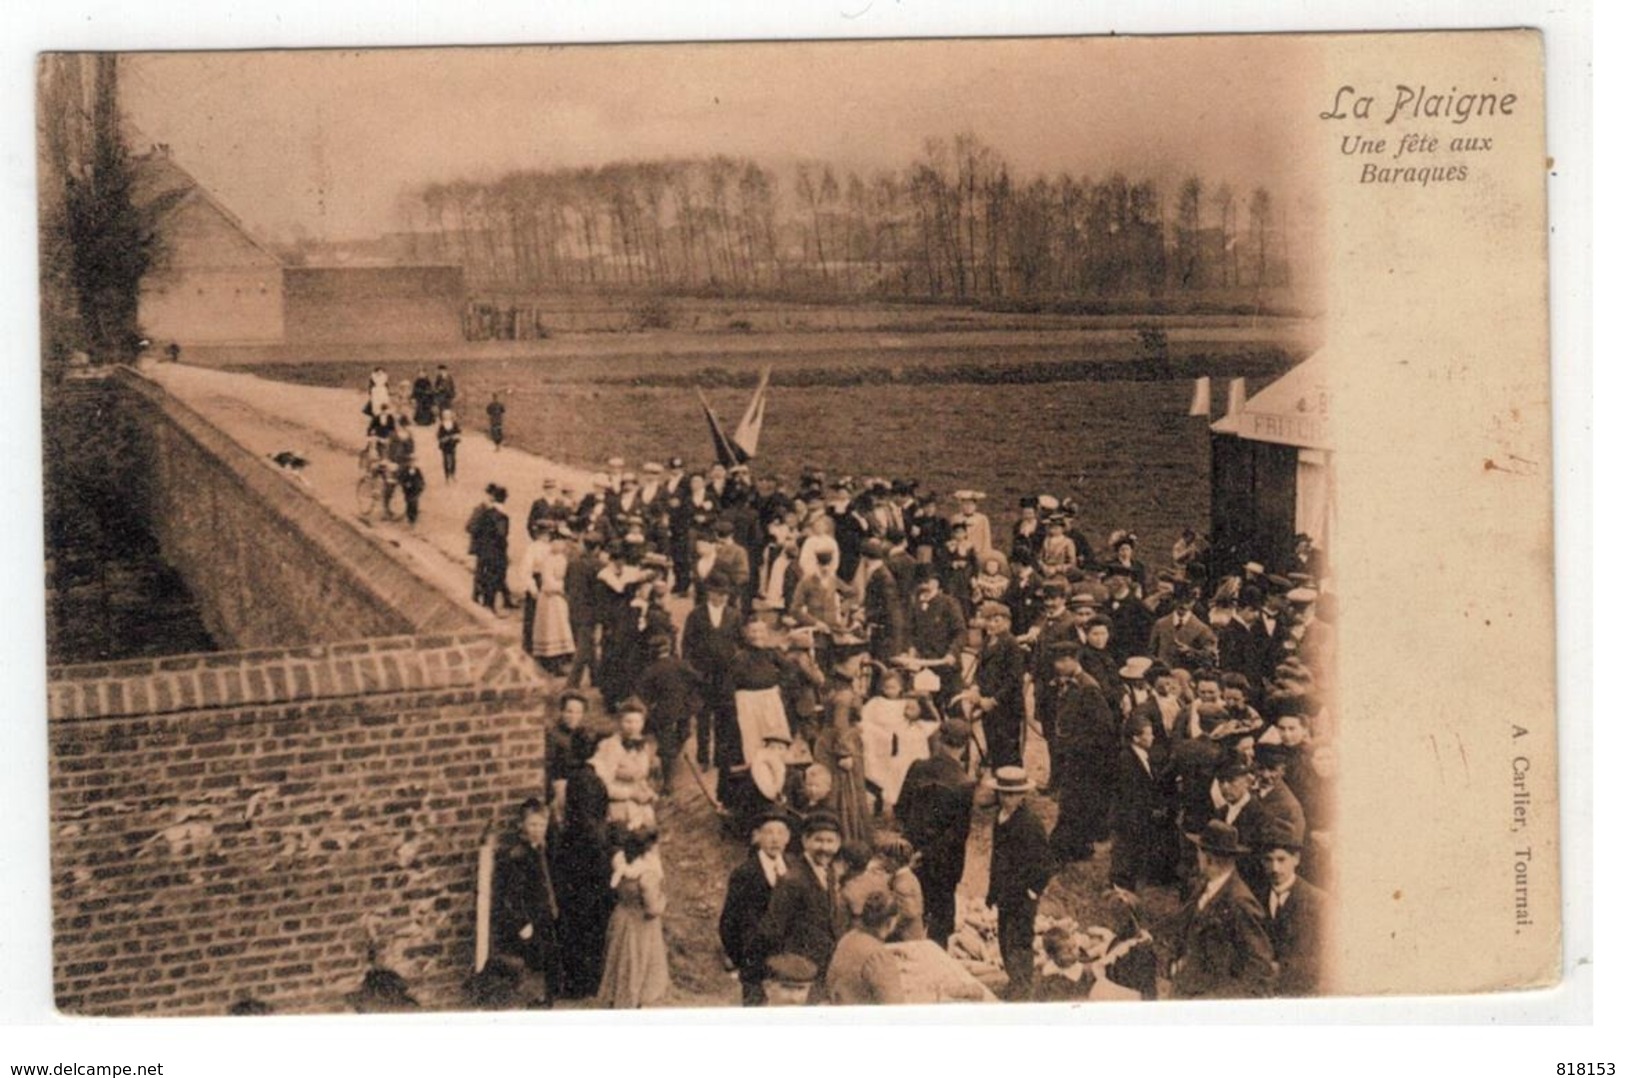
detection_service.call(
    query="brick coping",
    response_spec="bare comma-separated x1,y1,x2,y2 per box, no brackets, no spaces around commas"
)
47,632,545,723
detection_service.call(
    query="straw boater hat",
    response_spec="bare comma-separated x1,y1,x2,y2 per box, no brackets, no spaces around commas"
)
1119,656,1154,680
953,489,986,503
992,766,1035,794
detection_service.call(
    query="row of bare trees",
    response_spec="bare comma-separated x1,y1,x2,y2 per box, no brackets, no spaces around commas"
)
401,132,1292,302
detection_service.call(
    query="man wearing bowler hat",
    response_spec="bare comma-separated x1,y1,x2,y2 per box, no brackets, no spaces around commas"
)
1258,816,1328,996
1167,819,1276,998
719,807,797,1006
986,766,1055,1000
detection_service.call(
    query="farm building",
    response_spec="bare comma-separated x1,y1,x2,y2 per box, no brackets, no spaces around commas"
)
1208,349,1334,575
133,148,285,346
282,264,465,345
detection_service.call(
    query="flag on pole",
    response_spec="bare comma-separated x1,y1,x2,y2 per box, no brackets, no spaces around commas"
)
1188,376,1212,417
1227,377,1248,417
733,367,770,459
699,389,743,468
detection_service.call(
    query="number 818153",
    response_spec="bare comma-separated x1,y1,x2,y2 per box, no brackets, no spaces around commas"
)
1557,1066,1615,1075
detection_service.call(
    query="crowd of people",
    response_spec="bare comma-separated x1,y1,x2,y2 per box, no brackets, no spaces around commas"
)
472,428,1337,1007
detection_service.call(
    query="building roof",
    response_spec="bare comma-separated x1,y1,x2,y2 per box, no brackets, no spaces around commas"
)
1210,348,1332,451
131,149,283,266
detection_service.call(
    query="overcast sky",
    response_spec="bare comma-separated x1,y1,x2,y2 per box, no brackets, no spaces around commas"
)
114,37,1320,242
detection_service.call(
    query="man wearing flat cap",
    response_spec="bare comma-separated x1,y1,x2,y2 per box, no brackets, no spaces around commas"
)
973,601,1027,770
1258,816,1328,996
749,810,847,1000
895,718,977,946
1167,820,1276,998
986,766,1056,1000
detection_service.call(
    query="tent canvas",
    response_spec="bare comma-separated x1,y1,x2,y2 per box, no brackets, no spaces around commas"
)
1210,348,1332,451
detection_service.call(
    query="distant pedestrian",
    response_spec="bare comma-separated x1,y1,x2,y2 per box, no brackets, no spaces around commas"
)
468,484,513,614
432,364,457,416
365,366,391,418
398,461,426,526
487,392,506,451
436,410,462,481
410,368,437,425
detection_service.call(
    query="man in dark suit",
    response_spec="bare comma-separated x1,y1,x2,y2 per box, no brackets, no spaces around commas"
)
1110,713,1176,891
826,481,871,582
749,810,846,999
1220,587,1270,684
1253,579,1295,678
908,573,968,706
1023,582,1075,751
1147,590,1219,670
895,719,977,946
857,537,907,661
634,633,704,793
973,602,1027,771
1258,816,1328,996
987,766,1056,1000
1045,641,1119,863
711,519,752,607
1210,757,1271,901
1253,744,1308,841
682,582,743,770
491,799,563,1006
1167,820,1276,998
1102,568,1154,663
719,808,795,1006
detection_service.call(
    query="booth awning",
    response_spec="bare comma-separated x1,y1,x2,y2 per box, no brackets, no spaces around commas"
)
1210,349,1332,451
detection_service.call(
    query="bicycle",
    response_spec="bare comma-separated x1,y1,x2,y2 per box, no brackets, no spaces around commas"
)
355,446,399,520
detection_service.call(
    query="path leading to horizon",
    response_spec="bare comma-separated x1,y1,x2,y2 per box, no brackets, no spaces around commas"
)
147,360,598,638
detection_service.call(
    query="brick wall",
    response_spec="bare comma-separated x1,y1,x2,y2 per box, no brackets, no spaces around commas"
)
48,632,548,1016
113,370,481,648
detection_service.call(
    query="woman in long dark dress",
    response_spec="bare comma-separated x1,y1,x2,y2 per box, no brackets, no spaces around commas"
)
551,726,616,999
410,369,437,425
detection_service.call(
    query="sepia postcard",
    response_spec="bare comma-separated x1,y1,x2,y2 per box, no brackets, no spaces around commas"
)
33,29,1557,1017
